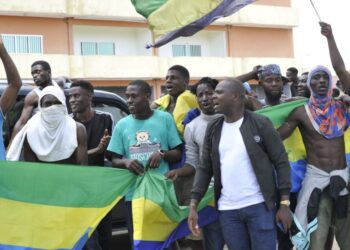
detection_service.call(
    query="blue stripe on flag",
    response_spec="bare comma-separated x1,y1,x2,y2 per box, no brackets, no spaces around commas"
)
0,228,91,250
0,245,40,250
149,0,256,48
134,206,219,250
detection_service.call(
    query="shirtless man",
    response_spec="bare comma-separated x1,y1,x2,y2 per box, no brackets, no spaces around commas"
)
11,60,60,140
277,22,350,249
7,85,87,165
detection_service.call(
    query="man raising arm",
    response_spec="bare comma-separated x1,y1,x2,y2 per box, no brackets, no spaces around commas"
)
0,36,22,159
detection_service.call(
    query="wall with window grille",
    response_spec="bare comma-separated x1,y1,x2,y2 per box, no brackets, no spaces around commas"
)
2,34,42,54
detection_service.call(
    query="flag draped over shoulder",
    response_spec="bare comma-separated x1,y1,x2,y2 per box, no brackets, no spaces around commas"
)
256,99,308,193
256,99,350,192
0,161,136,250
132,172,217,250
131,0,256,48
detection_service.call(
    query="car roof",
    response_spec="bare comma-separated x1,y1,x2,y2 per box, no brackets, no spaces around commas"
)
0,84,129,113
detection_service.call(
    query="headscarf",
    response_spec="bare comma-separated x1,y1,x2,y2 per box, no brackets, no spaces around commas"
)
305,65,349,139
258,64,281,80
7,86,78,161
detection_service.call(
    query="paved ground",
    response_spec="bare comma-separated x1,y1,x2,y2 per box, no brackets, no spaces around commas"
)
109,232,341,250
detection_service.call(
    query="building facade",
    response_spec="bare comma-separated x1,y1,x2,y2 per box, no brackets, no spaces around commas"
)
0,0,298,98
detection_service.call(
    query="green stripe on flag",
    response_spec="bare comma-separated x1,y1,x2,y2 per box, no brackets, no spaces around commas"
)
131,0,168,18
0,161,135,207
132,171,214,222
256,99,307,127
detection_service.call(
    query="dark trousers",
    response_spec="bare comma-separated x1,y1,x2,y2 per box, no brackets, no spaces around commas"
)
277,192,298,250
219,202,276,250
202,219,225,250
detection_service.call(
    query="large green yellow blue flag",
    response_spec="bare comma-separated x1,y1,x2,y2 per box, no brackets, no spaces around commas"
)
0,161,136,250
131,0,256,48
0,161,216,249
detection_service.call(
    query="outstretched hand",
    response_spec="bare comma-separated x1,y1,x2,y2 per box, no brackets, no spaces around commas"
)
320,22,333,39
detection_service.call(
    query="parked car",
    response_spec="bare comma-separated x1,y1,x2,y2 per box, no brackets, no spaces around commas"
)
0,83,130,232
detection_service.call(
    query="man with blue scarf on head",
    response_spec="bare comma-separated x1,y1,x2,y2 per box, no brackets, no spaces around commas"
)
278,22,350,250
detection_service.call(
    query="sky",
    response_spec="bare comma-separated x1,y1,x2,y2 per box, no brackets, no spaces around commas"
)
292,0,350,73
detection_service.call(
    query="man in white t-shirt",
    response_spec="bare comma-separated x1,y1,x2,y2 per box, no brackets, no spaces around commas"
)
188,78,292,250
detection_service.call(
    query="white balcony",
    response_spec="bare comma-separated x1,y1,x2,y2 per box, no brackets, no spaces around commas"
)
0,54,297,81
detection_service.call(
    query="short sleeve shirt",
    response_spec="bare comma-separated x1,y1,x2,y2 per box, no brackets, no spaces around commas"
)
107,110,182,200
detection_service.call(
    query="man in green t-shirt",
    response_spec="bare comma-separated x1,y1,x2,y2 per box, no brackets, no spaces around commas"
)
107,80,182,247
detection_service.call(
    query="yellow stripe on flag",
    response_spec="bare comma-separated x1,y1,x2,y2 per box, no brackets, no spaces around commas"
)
148,0,221,38
0,197,122,249
132,197,178,241
283,128,307,162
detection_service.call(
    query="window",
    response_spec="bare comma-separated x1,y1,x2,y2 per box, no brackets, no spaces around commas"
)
172,44,201,57
81,42,115,55
172,45,186,56
2,34,43,54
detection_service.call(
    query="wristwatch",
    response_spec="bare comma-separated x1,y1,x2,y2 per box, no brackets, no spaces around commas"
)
158,149,165,158
280,200,290,206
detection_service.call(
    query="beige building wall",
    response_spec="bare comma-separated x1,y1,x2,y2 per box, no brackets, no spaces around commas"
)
0,0,298,98
0,16,69,54
228,27,294,58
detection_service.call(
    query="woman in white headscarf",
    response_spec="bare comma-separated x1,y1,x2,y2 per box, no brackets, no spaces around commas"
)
7,85,87,164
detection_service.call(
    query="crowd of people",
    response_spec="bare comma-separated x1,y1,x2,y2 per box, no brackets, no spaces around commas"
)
1,21,350,250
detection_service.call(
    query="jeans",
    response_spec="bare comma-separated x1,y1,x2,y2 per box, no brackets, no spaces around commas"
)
219,202,276,250
202,219,225,250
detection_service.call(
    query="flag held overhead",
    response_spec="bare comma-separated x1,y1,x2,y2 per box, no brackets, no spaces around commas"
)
131,0,256,48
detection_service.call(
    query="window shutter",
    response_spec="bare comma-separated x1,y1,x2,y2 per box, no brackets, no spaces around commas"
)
28,36,42,54
81,42,97,55
97,42,115,55
189,45,201,56
172,44,186,56
16,35,29,53
2,35,15,53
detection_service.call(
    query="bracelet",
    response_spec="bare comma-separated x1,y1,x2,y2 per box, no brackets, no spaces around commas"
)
158,149,165,158
280,200,290,206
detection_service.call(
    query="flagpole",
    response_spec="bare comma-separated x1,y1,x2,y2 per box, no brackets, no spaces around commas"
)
309,0,322,21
